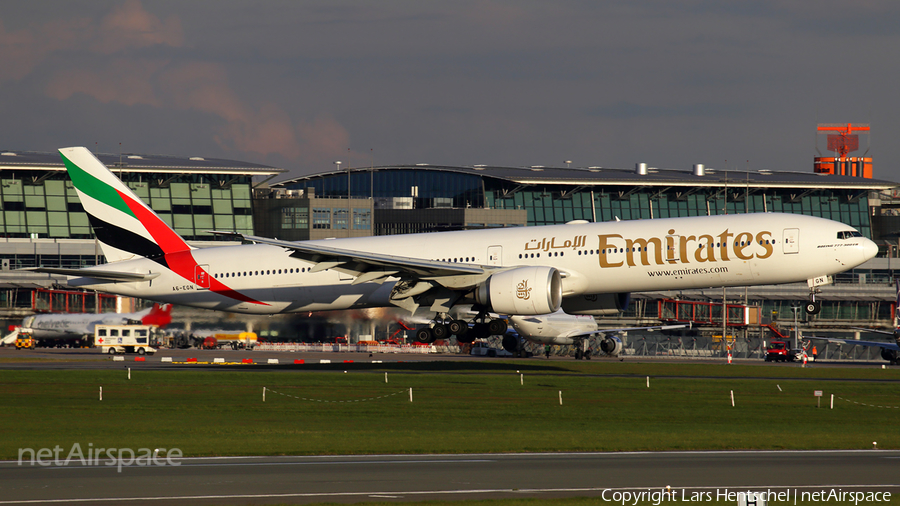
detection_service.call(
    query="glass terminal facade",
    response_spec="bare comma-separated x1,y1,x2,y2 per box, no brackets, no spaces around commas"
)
282,166,878,239
486,184,871,238
0,173,254,240
293,169,485,209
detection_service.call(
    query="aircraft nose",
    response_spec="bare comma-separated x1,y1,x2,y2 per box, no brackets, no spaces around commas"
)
862,237,878,262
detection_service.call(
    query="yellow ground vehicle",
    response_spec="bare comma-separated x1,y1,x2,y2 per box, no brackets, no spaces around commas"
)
15,330,35,349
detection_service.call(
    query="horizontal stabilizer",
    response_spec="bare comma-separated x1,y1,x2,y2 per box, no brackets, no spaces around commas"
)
24,267,159,282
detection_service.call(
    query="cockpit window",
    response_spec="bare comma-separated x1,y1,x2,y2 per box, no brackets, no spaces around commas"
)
837,230,862,239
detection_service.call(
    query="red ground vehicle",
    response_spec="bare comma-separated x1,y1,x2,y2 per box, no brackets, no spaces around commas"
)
765,340,794,362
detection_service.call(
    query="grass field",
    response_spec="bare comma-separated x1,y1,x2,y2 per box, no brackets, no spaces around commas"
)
1,360,898,460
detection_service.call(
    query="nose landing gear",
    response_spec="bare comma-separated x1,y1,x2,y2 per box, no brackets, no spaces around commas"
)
805,287,821,315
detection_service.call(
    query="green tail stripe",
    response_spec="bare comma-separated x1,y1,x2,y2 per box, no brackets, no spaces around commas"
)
60,152,136,219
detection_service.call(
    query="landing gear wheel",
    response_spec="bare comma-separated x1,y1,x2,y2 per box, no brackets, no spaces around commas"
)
431,323,449,340
472,323,490,340
574,348,583,360
448,320,467,336
415,327,434,344
487,319,508,336
805,300,821,315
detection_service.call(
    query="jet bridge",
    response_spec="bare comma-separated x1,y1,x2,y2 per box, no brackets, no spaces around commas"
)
658,298,761,327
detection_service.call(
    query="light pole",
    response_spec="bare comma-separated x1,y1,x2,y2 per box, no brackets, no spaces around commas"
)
791,305,801,352
334,161,344,234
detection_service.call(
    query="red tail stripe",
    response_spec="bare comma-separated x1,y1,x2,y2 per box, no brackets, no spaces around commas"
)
117,190,190,254
116,191,268,306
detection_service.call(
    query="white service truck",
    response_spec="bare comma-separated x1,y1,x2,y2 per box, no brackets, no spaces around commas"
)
94,324,159,355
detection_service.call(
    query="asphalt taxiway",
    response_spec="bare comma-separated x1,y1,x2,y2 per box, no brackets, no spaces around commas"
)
1,451,897,505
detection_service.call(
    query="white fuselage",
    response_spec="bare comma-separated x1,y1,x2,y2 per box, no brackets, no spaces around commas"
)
508,312,598,345
70,213,877,314
21,309,151,340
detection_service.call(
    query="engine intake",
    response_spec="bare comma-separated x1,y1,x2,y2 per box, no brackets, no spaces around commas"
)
599,335,624,356
476,266,562,315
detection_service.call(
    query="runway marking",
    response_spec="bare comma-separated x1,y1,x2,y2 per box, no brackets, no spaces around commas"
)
0,484,896,504
2,448,898,467
27,458,494,471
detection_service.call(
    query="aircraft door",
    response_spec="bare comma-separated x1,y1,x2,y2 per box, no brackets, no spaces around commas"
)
195,265,210,289
665,234,679,263
783,228,799,254
487,245,502,266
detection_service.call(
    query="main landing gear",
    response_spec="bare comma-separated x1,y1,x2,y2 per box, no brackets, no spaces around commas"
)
414,312,507,344
573,339,592,360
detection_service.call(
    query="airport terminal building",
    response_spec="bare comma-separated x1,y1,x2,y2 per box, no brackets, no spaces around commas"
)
1,149,898,337
271,162,891,239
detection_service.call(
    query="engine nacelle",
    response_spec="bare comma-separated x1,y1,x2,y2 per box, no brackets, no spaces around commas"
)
881,348,899,363
475,266,562,315
599,335,624,356
561,292,631,316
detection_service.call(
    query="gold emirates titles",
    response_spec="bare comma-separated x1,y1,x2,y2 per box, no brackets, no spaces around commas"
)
525,228,775,269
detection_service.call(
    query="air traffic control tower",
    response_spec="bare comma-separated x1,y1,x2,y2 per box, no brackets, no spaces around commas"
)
814,123,873,178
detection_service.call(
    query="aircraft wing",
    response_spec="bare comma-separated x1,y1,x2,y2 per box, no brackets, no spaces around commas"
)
805,336,900,351
210,231,497,314
575,323,691,339
210,232,488,280
849,327,895,336
23,267,160,282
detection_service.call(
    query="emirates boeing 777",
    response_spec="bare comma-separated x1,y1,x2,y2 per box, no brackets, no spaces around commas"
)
31,147,878,343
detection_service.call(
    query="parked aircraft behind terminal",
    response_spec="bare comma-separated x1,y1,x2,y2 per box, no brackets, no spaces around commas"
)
505,310,688,359
806,281,900,365
2,303,171,344
30,147,879,344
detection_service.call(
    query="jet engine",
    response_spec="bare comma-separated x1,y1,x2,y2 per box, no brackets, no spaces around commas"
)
881,348,899,364
599,335,623,356
475,266,562,315
561,292,630,316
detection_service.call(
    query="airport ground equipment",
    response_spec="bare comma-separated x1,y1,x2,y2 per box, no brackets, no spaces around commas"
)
15,330,35,349
94,324,160,355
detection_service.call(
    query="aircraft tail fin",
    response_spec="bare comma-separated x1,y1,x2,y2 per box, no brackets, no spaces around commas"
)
141,303,173,327
58,147,192,263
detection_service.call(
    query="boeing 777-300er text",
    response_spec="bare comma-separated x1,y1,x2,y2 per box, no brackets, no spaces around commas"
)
30,147,879,344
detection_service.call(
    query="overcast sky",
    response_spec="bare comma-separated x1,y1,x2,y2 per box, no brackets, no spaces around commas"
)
2,1,899,182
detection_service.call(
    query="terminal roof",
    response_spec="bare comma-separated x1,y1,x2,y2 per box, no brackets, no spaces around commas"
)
0,150,284,176
278,163,897,190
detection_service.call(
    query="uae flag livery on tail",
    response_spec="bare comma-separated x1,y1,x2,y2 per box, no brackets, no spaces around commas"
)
58,147,266,306
59,147,192,264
